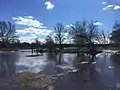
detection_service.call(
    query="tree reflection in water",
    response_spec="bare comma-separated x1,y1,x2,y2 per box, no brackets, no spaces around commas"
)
0,52,18,79
74,53,96,81
57,53,63,65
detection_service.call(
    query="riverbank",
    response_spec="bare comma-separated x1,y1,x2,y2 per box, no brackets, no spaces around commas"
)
0,48,118,54
0,72,53,90
0,48,19,51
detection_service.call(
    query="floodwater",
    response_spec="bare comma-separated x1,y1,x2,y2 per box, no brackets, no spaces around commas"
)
0,50,120,90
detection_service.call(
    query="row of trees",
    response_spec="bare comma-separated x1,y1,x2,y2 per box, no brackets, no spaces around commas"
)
0,20,120,49
48,20,120,46
46,21,110,46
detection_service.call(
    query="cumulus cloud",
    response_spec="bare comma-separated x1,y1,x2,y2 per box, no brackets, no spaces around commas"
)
19,35,38,43
16,56,48,73
93,22,103,26
113,5,120,10
45,1,55,10
102,2,107,5
66,24,74,28
19,36,46,43
13,16,53,42
25,16,34,19
107,5,114,8
102,5,114,10
16,27,52,36
13,16,46,28
102,3,120,11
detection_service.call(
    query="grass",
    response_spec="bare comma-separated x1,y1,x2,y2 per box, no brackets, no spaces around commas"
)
0,48,19,51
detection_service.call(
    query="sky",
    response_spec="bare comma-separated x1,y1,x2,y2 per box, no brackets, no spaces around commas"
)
0,0,120,43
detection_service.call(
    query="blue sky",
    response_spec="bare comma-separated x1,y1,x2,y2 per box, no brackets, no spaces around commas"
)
0,0,120,42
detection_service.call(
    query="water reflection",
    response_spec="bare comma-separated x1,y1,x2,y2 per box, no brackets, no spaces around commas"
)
0,51,98,77
1,51,120,89
57,53,63,65
0,52,18,78
47,53,57,61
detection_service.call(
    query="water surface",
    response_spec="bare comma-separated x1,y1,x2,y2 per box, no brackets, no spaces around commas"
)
0,51,120,90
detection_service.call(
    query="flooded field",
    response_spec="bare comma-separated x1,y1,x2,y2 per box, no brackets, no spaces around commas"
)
0,50,120,90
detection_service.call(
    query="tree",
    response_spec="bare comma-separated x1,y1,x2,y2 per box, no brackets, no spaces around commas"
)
110,21,120,44
0,21,17,42
54,23,66,50
45,35,54,44
0,21,18,47
54,23,66,45
87,21,100,44
69,20,102,45
45,35,55,53
69,21,88,48
86,21,102,62
96,30,110,44
34,38,41,55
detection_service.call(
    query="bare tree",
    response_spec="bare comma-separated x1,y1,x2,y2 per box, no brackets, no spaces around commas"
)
95,30,110,44
54,23,66,45
113,21,120,30
110,21,120,44
45,35,54,44
87,21,100,44
45,35,55,53
0,21,17,42
54,23,66,50
34,38,41,55
70,21,88,47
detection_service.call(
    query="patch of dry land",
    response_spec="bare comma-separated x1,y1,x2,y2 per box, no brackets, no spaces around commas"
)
8,72,53,89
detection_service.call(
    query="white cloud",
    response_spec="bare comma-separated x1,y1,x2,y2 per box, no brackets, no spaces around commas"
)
25,16,34,19
16,27,52,36
19,35,45,43
45,1,55,10
102,2,107,5
16,55,48,73
13,16,46,28
19,35,37,43
102,5,114,10
113,5,120,10
66,24,74,28
13,16,53,42
93,22,103,26
16,27,52,43
102,4,120,11
107,5,114,8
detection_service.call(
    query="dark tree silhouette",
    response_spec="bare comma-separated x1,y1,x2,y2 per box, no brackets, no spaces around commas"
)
0,21,17,42
54,23,66,50
54,23,66,44
69,20,101,62
87,21,101,62
69,21,88,49
34,38,41,55
45,35,54,44
45,35,55,53
70,20,101,45
96,30,110,44
110,21,120,44
87,21,100,44
0,21,18,47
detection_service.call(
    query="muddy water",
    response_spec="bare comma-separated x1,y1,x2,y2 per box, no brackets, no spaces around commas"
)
0,51,120,90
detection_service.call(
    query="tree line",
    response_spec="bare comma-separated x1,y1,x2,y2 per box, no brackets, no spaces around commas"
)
0,20,119,50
